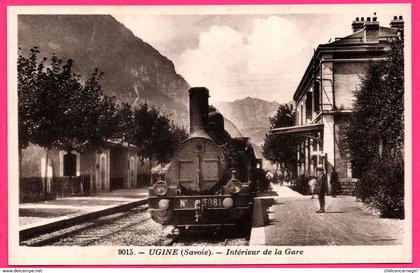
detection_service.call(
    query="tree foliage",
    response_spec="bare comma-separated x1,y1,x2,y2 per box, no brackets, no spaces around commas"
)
346,38,404,218
132,103,188,164
262,104,299,170
269,104,295,128
18,48,121,153
18,47,45,149
18,47,188,177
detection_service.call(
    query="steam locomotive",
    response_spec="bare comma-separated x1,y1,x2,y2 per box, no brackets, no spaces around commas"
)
148,87,266,228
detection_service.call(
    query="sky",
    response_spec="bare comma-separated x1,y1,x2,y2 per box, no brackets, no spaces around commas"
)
112,7,405,104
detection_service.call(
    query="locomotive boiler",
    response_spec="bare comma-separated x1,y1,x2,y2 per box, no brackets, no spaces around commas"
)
148,87,265,228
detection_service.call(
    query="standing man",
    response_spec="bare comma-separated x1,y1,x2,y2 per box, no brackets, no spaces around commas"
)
278,169,284,186
316,167,328,213
284,169,290,185
330,167,339,198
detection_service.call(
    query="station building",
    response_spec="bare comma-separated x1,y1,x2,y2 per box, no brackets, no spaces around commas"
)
20,141,149,202
270,15,404,192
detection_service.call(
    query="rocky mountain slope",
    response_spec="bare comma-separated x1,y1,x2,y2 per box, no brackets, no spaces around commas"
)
214,97,280,145
17,15,264,140
18,15,191,125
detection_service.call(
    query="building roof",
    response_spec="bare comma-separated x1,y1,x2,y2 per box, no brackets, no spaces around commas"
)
292,24,399,102
107,139,138,149
329,26,398,46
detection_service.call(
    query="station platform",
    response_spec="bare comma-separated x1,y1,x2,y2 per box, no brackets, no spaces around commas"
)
250,184,405,246
19,187,149,240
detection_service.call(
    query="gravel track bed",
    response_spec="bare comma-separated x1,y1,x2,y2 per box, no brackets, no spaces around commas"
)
21,206,250,247
21,206,173,246
171,227,250,246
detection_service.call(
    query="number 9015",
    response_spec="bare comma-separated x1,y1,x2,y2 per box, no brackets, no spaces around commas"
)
118,248,134,255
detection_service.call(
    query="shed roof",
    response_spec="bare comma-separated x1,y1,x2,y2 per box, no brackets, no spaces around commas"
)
270,123,323,137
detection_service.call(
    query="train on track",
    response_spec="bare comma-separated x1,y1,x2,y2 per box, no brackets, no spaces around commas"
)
148,87,267,228
148,87,267,229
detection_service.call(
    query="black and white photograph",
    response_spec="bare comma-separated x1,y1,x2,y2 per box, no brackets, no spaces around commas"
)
7,4,411,265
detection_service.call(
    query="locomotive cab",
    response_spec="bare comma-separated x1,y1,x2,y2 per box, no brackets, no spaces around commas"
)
148,87,257,227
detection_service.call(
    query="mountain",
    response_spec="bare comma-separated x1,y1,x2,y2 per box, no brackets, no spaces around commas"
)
18,15,190,126
214,97,280,145
17,15,265,141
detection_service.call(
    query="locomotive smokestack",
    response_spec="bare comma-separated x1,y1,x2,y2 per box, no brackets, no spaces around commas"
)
189,87,210,137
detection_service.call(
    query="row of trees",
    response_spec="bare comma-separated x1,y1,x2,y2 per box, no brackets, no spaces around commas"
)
262,104,299,174
346,38,404,218
18,47,187,178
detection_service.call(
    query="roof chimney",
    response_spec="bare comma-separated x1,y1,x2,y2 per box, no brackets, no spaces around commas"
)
364,16,380,42
352,17,364,32
390,15,404,30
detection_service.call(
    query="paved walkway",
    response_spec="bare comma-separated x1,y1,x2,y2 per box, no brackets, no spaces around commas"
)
19,187,149,228
251,184,405,246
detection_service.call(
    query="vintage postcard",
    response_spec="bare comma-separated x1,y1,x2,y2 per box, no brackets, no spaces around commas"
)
7,4,412,265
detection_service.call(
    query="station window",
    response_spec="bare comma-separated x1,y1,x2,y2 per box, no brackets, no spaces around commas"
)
300,105,303,125
306,92,312,121
314,82,320,113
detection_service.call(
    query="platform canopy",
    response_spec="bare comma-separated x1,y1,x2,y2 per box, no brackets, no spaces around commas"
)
269,123,323,139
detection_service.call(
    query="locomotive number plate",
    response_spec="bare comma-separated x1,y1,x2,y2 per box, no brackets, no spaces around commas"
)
176,197,223,209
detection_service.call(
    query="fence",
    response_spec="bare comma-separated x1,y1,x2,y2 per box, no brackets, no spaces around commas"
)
20,175,91,203
110,177,124,191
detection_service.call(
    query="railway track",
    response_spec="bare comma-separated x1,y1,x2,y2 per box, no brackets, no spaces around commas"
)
21,204,250,247
20,198,148,242
21,206,149,246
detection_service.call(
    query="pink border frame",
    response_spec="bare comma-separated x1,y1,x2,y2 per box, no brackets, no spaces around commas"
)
0,0,418,268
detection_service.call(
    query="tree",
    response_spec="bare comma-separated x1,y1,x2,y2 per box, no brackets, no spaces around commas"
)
18,47,43,151
346,38,404,218
65,69,122,152
18,49,78,192
269,104,295,128
115,102,135,143
132,103,187,165
262,104,299,171
18,48,122,193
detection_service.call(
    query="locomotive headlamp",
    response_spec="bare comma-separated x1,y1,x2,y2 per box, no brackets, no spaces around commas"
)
227,178,242,194
158,199,170,209
222,197,234,209
153,180,169,196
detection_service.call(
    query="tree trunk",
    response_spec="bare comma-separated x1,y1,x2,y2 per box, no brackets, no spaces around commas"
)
149,157,153,186
18,147,22,178
91,149,95,194
43,147,49,197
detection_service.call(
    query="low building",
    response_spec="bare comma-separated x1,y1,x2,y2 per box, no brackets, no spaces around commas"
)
109,142,138,190
270,15,404,192
20,141,143,201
